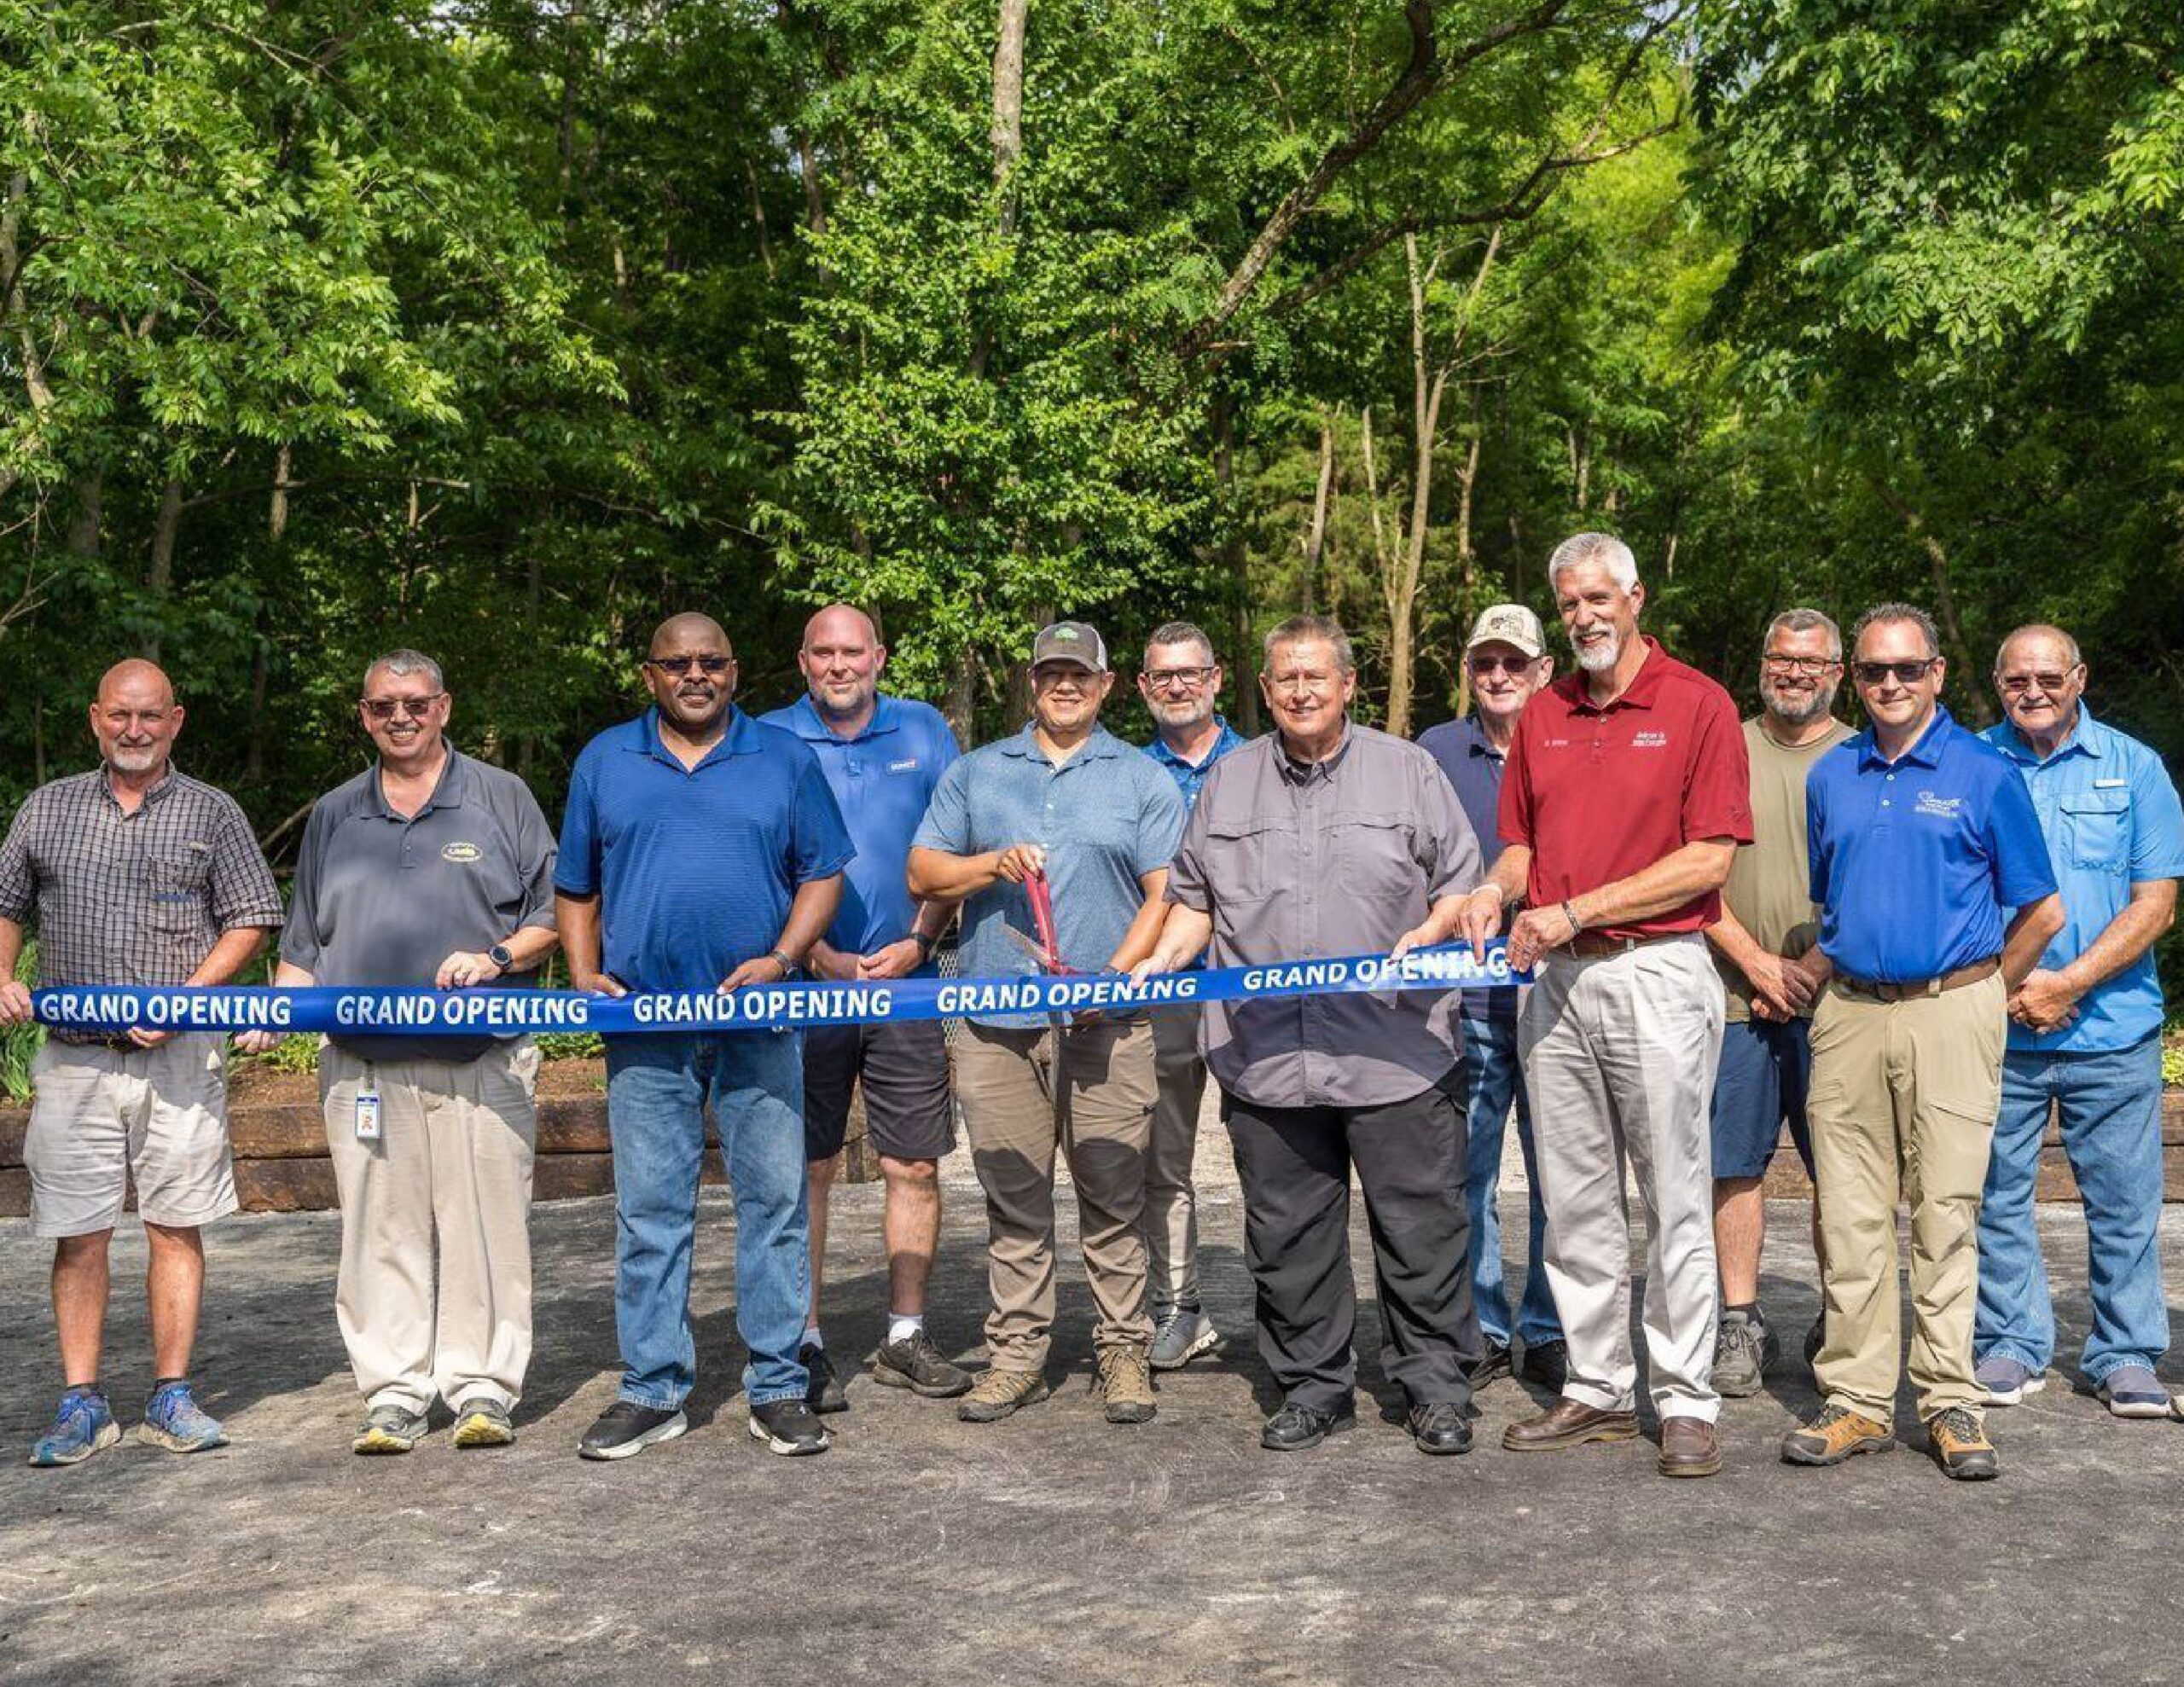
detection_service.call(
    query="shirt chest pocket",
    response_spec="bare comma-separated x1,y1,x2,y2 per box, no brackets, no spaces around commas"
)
1204,815,1294,903
1327,810,1425,902
2061,791,2129,872
147,852,211,933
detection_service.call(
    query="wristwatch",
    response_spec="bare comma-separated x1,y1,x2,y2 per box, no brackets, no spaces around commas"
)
911,931,936,959
766,948,799,980
487,943,514,975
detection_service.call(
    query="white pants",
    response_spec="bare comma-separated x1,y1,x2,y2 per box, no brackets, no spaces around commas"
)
1520,936,1725,1420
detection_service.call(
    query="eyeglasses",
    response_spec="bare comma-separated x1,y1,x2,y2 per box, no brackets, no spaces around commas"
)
1467,654,1536,676
360,694,444,722
1763,654,1838,675
1143,666,1215,691
1998,670,2079,694
1851,659,1937,687
647,655,732,676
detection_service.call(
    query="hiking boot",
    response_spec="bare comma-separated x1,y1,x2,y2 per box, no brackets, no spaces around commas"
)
1406,1401,1472,1455
872,1328,973,1398
1502,1397,1639,1451
1711,1308,1780,1399
1261,1400,1356,1451
353,1402,429,1456
1467,1339,1513,1389
1518,1339,1569,1393
1974,1354,2044,1407
451,1398,515,1449
2098,1365,2172,1420
1780,1403,1895,1466
1926,1407,1999,1481
578,1400,688,1461
28,1386,120,1469
140,1381,228,1453
748,1398,833,1456
1148,1305,1223,1371
1095,1344,1157,1424
801,1342,850,1414
957,1367,1051,1423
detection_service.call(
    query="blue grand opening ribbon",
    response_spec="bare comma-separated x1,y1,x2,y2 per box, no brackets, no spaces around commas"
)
31,941,1527,1037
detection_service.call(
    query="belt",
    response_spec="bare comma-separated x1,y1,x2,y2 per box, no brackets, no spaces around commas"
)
1566,930,1676,959
56,1033,140,1054
1835,957,2000,1003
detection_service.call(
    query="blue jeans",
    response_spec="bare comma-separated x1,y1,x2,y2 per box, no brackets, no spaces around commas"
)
1975,1035,2169,1385
1460,1008,1561,1348
605,1031,811,1411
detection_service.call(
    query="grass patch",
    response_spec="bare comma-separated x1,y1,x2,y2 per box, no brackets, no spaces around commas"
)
2,942,43,1102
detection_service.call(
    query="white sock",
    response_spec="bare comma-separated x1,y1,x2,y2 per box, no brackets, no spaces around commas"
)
887,1313,925,1345
803,1325,824,1350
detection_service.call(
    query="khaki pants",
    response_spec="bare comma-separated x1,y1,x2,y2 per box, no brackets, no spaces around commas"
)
955,1017,1156,1371
26,1035,236,1238
1808,971,2006,1423
1143,1006,1210,1312
322,1041,539,1413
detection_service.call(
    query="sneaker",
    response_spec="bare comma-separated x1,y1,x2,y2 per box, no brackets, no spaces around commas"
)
1261,1400,1356,1451
748,1398,833,1456
1518,1339,1569,1393
140,1381,228,1453
2098,1365,2173,1420
1467,1339,1513,1388
1780,1403,1895,1466
1095,1344,1158,1424
871,1328,973,1398
801,1342,850,1414
353,1402,429,1455
1926,1406,1999,1481
1406,1401,1473,1455
578,1400,688,1461
28,1386,120,1468
1148,1306,1223,1371
1711,1308,1780,1399
451,1398,515,1449
957,1367,1052,1423
1974,1354,2046,1407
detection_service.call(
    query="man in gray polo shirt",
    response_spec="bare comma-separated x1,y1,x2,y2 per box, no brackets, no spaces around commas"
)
238,650,558,1454
1136,614,1484,1455
908,621,1185,1427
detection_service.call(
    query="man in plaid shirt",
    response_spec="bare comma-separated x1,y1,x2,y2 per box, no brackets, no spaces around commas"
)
0,659,282,1467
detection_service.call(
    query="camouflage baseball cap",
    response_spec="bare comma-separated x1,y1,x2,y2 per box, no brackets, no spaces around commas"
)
1030,621,1109,673
1464,604,1545,659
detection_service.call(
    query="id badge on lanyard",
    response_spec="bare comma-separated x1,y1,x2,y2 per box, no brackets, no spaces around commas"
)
355,1067,383,1142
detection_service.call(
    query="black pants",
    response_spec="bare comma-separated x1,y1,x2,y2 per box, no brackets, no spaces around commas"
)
1223,1079,1478,1416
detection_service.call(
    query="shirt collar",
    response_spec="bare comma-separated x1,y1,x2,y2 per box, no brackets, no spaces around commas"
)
1857,704,1955,771
1001,722,1125,765
1555,635,1667,715
785,691,901,745
1145,716,1236,770
629,704,764,770
1455,715,1506,760
1987,704,2106,767
1277,719,1355,784
99,765,177,811
369,748,468,820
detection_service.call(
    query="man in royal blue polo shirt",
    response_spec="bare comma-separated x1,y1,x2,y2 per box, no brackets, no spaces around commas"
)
761,604,970,1413
1135,619,1246,1372
556,612,853,1462
1782,603,2062,1482
1972,624,2184,1420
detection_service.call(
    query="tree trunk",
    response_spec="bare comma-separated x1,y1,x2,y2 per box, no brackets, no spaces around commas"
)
1870,480,1992,725
66,472,102,558
1301,408,1336,614
143,474,184,661
1210,396,1258,734
944,649,978,748
1451,425,1482,720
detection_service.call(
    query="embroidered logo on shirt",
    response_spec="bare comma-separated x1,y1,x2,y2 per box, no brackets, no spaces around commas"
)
1914,791,1962,819
886,757,921,774
1630,730,1670,749
441,841,483,863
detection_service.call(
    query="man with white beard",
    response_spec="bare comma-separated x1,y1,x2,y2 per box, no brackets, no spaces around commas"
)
1701,612,1852,1396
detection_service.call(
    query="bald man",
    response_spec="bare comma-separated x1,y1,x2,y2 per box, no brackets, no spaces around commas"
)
556,612,854,1460
760,606,969,1412
0,660,283,1467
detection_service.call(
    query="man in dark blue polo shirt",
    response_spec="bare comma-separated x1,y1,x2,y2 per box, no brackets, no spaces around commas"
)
1418,603,1565,1394
760,604,968,1412
1782,603,2062,1482
556,612,853,1462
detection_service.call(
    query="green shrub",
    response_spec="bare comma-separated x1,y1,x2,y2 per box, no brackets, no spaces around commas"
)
2,942,43,1103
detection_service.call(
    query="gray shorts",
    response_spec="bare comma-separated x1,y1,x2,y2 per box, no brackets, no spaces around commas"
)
26,1035,239,1238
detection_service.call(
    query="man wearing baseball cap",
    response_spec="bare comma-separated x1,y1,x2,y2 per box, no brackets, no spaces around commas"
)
1417,605,1566,1395
909,621,1185,1426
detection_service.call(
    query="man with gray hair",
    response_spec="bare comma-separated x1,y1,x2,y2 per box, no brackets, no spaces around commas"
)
1135,620,1247,1371
240,650,561,1453
1459,533,1752,1479
1702,609,1850,1396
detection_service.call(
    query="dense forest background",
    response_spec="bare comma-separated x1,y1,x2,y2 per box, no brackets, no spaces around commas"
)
3,1,2180,865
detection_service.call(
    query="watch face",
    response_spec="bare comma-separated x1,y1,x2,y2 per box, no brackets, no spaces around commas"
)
489,945,514,970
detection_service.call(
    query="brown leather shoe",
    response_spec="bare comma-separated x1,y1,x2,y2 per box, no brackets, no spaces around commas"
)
1658,1415,1722,1477
1502,1396,1640,1451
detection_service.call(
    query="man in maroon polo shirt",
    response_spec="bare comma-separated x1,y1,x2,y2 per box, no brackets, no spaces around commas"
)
1458,532,1751,1479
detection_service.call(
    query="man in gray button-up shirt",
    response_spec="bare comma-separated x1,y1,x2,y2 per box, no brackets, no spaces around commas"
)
1139,614,1484,1456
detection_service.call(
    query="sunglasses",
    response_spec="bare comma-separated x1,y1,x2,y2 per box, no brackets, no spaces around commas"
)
1998,670,2078,694
360,693,444,722
648,655,733,676
1467,654,1537,676
1851,659,1937,687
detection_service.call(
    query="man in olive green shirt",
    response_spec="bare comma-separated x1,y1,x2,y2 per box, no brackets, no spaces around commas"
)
1702,610,1855,1395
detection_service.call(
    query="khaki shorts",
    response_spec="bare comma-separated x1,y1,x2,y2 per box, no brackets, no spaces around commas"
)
25,1035,239,1238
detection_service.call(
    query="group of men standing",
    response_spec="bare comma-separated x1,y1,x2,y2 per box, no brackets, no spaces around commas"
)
4,530,2177,1484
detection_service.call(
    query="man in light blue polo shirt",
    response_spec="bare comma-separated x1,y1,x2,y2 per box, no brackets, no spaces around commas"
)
760,604,970,1414
555,612,853,1463
1135,619,1246,1371
909,621,1185,1426
1972,624,2184,1418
